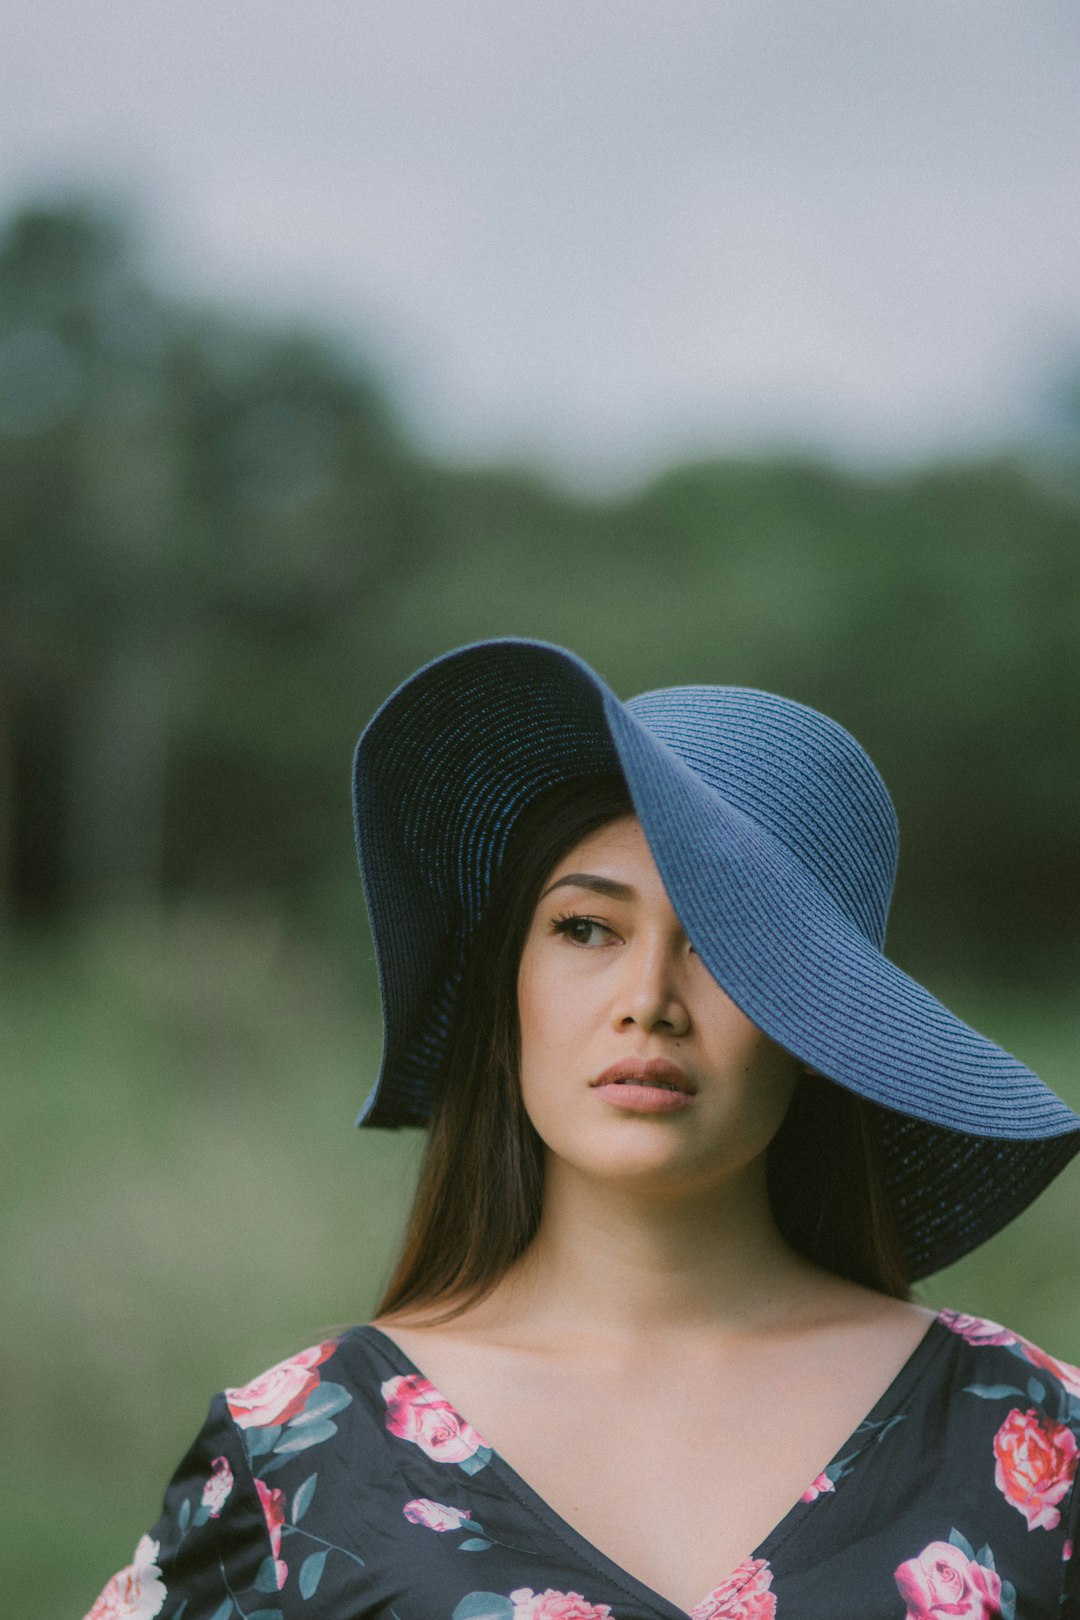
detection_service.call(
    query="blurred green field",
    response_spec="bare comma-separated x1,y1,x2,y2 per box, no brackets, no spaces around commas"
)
4,906,1078,1619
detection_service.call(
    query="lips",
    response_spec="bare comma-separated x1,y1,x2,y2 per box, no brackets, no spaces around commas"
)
590,1059,696,1095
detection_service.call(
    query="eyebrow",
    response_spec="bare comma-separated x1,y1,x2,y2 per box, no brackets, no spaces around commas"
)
539,873,637,902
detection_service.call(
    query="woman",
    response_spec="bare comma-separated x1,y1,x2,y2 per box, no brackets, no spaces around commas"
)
85,637,1080,1620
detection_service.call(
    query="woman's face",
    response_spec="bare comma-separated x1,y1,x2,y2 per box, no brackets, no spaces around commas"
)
516,814,801,1191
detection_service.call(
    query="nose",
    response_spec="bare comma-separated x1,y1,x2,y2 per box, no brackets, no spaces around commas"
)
613,937,692,1037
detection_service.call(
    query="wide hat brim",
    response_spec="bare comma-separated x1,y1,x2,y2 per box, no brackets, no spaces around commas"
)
351,637,1080,1279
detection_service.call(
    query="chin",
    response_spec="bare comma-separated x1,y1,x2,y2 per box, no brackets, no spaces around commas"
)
546,1136,697,1181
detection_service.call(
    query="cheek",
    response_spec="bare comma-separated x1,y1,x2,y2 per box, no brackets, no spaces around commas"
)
516,954,539,1057
518,963,570,1073
709,1021,800,1136
751,1045,801,1133
516,952,592,1121
516,955,553,1093
517,942,588,1047
770,1065,800,1125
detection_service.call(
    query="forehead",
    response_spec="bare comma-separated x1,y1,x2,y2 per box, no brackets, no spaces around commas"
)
533,814,690,944
544,813,669,891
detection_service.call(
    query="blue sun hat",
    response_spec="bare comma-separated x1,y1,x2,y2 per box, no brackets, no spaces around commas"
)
350,636,1080,1279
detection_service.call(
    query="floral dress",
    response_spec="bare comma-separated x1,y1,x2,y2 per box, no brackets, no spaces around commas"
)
84,1309,1080,1620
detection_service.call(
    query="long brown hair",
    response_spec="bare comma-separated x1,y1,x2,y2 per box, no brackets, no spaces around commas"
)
370,771,911,1326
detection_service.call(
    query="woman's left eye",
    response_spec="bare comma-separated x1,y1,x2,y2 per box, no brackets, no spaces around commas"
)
551,913,611,947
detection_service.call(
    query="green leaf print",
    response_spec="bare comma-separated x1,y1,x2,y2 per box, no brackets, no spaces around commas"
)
457,1445,494,1476
245,1423,283,1457
948,1527,975,1561
299,1549,328,1598
452,1595,515,1620
275,1418,338,1452
291,1472,318,1524
291,1382,353,1425
254,1556,280,1593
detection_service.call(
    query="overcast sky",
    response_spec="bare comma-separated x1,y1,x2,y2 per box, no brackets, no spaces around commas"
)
4,1,1079,491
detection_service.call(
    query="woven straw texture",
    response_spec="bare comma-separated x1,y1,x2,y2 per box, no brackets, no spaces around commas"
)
351,638,1079,1279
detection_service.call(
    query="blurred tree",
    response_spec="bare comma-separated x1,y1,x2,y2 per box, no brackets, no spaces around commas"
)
0,194,1076,985
377,451,1080,979
0,198,427,919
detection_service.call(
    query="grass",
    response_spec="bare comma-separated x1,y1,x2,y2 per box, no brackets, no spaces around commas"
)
3,903,1078,1618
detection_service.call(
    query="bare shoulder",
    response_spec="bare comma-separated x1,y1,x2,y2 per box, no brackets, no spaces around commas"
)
368,1283,939,1372
702,1281,940,1399
803,1281,939,1337
366,1304,510,1366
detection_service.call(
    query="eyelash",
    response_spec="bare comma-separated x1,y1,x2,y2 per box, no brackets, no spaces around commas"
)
549,910,697,956
549,910,614,946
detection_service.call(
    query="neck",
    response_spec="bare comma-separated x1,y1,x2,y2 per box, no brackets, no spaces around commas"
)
479,1152,836,1354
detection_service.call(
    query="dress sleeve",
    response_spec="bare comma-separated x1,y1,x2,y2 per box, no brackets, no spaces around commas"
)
82,1392,279,1620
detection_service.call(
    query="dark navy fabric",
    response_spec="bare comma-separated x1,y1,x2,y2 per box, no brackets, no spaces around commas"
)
84,1309,1080,1619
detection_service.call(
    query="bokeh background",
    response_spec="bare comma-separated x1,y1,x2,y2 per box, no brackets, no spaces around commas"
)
3,4,1079,1614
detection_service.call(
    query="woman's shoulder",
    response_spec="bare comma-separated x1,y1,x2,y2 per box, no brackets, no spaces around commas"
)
933,1307,1080,1403
220,1332,351,1428
930,1309,1080,1558
82,1330,384,1619
212,1323,414,1439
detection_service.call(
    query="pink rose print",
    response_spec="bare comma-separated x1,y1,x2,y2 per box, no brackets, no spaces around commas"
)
381,1372,488,1464
255,1478,289,1589
509,1589,614,1619
1064,1539,1074,1561
224,1339,337,1429
83,1534,167,1620
402,1497,473,1532
800,1470,835,1503
1014,1336,1080,1400
993,1407,1078,1531
691,1557,777,1620
200,1455,233,1519
894,1540,1002,1619
937,1311,1017,1349
938,1312,1080,1398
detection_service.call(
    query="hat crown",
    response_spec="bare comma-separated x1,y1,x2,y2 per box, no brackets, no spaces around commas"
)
625,684,900,947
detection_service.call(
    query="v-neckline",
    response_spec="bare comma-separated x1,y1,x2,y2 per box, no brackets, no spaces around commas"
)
358,1311,949,1620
